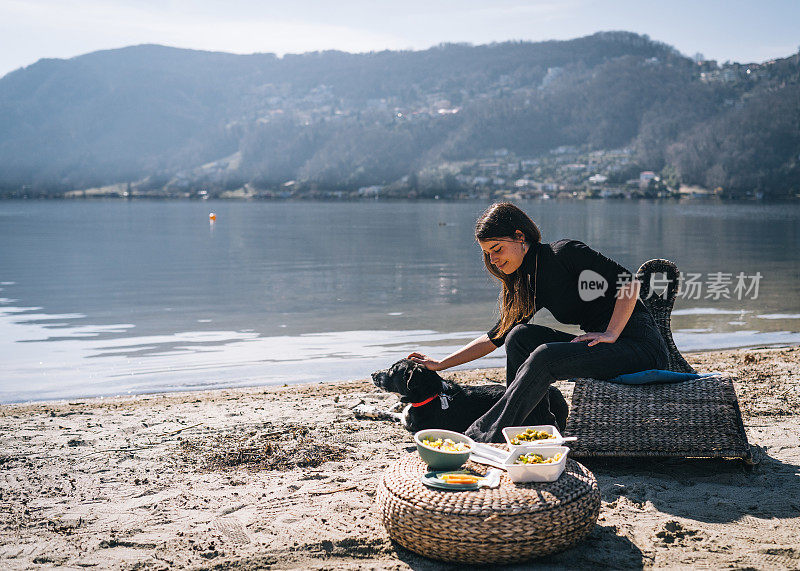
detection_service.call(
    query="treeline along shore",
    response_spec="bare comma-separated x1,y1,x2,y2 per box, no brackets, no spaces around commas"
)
1,31,799,201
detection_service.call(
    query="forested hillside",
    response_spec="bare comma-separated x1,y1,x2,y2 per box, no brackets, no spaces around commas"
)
0,32,798,198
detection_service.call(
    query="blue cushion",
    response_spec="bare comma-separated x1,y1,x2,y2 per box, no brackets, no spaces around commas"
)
606,369,702,385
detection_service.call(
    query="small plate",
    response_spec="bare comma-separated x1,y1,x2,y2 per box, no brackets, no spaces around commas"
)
419,470,482,491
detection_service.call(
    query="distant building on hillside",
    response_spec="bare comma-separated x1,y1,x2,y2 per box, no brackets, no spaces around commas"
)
358,185,383,196
639,171,656,190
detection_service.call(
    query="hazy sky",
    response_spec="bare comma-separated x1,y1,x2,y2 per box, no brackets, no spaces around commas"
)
1,0,799,78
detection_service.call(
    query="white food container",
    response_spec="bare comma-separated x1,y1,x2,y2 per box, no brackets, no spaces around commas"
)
504,445,570,483
502,425,563,450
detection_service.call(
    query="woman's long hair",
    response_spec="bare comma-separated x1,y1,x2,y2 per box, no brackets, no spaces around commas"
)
475,203,542,339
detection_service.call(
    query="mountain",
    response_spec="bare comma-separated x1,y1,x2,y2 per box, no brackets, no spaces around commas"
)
0,32,798,198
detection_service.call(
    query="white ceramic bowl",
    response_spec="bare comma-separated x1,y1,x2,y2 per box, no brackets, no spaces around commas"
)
414,429,475,470
504,445,570,483
502,425,563,450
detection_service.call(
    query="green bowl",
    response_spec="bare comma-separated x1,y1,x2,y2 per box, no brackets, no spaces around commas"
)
414,429,475,471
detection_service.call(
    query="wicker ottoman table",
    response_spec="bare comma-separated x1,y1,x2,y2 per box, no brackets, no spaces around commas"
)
376,451,600,564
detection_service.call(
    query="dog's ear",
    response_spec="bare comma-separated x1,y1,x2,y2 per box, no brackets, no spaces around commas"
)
406,362,428,388
404,363,441,401
397,363,420,402
404,363,417,383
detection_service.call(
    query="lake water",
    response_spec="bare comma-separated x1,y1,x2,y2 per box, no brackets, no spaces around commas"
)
1,199,798,403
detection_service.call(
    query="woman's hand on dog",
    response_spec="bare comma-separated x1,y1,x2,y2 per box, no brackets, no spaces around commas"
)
407,352,444,371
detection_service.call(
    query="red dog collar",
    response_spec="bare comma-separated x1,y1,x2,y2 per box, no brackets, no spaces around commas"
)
411,394,439,407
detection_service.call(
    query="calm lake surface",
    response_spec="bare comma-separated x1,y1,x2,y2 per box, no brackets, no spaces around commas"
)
1,199,798,403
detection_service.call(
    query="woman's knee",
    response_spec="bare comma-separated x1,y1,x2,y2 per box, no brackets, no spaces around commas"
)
526,343,564,371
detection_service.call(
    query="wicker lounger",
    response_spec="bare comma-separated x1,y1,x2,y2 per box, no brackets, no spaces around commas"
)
564,259,753,464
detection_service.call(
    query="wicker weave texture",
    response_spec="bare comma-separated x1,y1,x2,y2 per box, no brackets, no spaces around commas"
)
565,376,752,461
376,452,600,564
636,258,696,374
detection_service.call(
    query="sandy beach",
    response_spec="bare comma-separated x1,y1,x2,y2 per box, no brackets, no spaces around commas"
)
1,345,799,570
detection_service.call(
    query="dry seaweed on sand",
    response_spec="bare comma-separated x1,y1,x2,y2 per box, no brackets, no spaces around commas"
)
692,346,800,417
178,422,353,471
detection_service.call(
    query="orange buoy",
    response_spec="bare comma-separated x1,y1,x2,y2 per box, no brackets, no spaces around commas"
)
209,212,217,221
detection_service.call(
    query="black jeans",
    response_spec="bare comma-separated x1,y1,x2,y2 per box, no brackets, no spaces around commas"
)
465,312,669,443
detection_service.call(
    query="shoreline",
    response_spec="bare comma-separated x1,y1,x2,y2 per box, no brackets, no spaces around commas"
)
1,345,799,569
2,343,799,408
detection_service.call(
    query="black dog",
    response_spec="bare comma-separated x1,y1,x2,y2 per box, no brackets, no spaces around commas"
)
371,359,568,436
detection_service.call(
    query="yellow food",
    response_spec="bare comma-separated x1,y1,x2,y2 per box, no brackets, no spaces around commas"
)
515,452,563,465
441,474,480,484
440,472,481,484
510,428,556,445
421,437,470,452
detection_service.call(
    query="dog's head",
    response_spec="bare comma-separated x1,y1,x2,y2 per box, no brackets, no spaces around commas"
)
371,359,443,403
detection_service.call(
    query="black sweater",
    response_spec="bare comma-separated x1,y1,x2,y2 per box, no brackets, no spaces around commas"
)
487,239,648,347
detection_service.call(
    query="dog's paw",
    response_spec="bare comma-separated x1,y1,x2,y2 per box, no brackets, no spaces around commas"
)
353,404,401,423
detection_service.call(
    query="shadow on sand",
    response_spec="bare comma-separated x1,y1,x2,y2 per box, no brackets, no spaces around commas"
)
390,521,645,570
582,444,800,524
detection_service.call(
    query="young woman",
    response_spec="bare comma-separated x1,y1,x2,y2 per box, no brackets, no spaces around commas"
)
408,202,669,443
